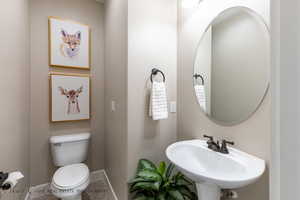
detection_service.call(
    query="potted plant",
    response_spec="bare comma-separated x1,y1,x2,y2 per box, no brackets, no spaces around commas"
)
129,159,198,200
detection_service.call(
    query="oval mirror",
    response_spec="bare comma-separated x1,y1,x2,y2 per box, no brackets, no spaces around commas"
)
193,7,270,126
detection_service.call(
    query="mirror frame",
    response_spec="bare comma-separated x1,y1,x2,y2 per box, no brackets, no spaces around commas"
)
192,6,270,126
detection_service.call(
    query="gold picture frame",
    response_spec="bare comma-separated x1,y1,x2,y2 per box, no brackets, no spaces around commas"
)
48,16,91,70
49,72,91,122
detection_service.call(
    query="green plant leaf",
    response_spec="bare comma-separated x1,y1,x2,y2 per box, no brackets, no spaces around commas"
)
162,180,171,188
166,163,175,178
137,159,157,173
130,159,197,200
180,176,194,185
168,190,185,200
157,162,166,176
134,196,147,200
175,176,194,185
133,193,156,200
137,169,162,182
133,194,147,200
173,172,184,182
177,186,197,200
130,182,160,192
154,181,162,190
129,177,149,184
157,192,167,200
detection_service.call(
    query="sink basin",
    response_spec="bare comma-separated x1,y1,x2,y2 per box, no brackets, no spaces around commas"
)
166,140,265,200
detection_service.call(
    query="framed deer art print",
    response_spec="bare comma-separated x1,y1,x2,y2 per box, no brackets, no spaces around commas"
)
48,17,91,69
50,73,90,122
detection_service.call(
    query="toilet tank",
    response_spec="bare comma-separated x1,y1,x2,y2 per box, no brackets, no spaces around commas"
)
50,133,90,167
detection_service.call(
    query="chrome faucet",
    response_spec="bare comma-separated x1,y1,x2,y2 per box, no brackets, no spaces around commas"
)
203,135,234,154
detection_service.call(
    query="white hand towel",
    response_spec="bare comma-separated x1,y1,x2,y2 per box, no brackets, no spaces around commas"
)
194,85,206,112
149,81,168,120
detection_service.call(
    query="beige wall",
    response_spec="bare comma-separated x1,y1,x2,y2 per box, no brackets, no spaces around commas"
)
178,0,270,200
0,0,30,199
104,0,177,199
127,0,178,179
104,0,128,199
30,0,105,186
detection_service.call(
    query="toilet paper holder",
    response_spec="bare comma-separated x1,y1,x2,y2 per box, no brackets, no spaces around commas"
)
0,172,11,190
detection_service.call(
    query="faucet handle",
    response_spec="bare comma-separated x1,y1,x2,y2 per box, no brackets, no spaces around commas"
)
204,135,221,152
222,140,234,146
220,140,234,154
203,134,214,141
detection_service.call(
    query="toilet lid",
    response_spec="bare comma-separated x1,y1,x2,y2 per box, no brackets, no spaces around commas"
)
53,163,89,189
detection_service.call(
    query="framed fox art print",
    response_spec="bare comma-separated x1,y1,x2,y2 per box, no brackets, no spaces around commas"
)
50,73,91,122
48,17,91,69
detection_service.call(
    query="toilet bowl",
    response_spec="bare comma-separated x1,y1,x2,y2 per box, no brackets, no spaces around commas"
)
51,163,90,200
49,133,91,200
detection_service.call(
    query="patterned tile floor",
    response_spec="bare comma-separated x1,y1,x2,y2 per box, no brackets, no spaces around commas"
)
30,179,115,200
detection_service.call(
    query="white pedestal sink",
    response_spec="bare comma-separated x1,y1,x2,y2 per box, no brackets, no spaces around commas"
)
166,140,265,200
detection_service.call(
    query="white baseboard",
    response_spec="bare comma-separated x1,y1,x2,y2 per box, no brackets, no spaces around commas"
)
103,170,119,200
24,191,30,200
26,169,117,200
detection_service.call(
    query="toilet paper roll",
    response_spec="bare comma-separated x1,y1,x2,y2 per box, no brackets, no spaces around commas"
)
3,171,24,189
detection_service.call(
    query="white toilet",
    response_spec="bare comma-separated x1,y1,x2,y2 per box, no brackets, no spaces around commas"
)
49,133,91,200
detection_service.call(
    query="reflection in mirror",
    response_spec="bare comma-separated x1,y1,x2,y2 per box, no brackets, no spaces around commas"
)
193,7,269,125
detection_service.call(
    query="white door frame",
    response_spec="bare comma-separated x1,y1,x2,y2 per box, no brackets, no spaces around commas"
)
271,0,300,199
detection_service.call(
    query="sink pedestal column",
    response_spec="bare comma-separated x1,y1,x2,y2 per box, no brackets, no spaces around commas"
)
196,183,221,200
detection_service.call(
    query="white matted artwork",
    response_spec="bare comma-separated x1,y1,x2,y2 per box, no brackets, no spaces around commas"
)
50,73,90,122
49,16,90,69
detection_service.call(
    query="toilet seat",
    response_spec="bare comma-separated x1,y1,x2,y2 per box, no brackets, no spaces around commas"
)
52,163,89,189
